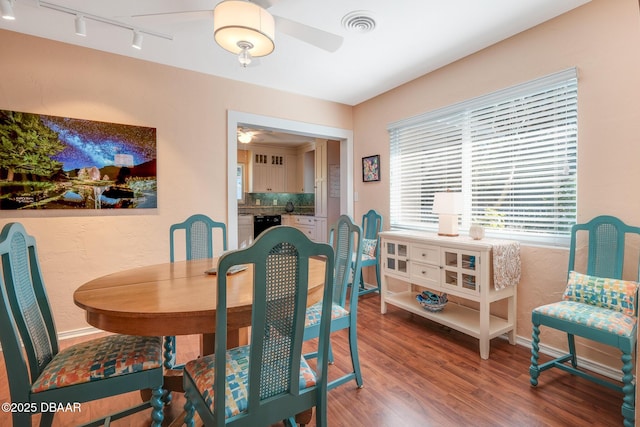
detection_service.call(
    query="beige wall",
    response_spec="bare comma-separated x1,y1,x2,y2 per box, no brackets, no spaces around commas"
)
353,0,640,369
0,29,352,333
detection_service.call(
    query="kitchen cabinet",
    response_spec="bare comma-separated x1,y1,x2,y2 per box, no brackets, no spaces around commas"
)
251,151,285,192
314,140,328,217
285,154,301,192
237,215,253,248
380,230,518,359
283,215,327,243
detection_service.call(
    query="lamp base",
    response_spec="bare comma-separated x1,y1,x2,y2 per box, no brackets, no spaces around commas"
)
437,214,459,237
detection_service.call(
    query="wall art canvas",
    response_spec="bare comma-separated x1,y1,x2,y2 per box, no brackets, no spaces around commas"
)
362,154,380,182
0,109,157,210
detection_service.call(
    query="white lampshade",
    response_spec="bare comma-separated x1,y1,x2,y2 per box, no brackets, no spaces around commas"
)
432,192,463,236
432,192,463,214
214,0,275,57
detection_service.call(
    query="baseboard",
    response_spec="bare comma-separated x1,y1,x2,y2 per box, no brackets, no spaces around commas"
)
58,326,105,341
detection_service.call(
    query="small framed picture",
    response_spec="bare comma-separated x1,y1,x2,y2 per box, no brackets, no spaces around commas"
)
362,155,380,182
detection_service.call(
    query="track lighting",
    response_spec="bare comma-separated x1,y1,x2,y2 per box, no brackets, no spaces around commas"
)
132,30,143,50
1,0,15,20
74,14,86,37
34,1,172,47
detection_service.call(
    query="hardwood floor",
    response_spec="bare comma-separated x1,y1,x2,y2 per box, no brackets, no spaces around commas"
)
0,293,625,426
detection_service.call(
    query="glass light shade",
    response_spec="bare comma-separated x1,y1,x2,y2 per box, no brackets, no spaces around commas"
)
432,192,463,214
214,0,275,57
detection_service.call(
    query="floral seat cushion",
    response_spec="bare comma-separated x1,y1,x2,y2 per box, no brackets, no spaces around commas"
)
184,345,317,419
305,301,349,328
534,300,637,337
32,335,162,393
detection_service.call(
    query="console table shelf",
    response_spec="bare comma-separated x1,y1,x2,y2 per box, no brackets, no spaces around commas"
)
380,230,519,359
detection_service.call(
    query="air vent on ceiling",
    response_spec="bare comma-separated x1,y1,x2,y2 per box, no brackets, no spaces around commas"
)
341,11,376,33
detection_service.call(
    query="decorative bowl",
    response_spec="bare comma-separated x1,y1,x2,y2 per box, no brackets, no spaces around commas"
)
416,290,448,312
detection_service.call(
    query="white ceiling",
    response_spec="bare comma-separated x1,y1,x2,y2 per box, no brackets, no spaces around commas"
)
1,0,590,106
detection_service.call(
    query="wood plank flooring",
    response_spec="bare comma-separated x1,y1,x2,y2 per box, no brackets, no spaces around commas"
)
0,293,625,426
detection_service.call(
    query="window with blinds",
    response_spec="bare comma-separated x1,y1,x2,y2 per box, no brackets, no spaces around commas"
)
388,68,577,246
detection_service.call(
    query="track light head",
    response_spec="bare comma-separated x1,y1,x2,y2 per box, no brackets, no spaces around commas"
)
74,14,86,37
132,31,143,50
1,0,15,21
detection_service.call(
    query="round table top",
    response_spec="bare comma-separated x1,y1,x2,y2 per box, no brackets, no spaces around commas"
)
74,257,327,337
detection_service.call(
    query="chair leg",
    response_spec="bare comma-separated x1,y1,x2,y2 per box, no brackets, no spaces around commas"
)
163,336,176,369
39,411,54,427
151,387,165,427
529,323,541,386
328,340,334,364
567,333,577,368
184,390,196,427
621,351,635,427
374,262,381,292
348,324,364,388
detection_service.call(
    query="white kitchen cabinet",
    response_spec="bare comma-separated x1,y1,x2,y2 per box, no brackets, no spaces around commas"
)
380,230,518,360
237,215,253,248
285,154,301,192
314,140,327,217
283,215,327,243
251,151,285,192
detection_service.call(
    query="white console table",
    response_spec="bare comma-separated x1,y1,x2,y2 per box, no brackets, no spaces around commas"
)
379,230,519,359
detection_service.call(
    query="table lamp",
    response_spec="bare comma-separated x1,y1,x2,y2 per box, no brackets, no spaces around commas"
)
432,192,463,236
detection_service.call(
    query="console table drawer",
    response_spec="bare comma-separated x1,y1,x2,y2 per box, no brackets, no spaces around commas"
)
410,262,440,286
411,243,439,265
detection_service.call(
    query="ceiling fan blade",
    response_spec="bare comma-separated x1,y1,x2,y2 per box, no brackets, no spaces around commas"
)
274,16,343,53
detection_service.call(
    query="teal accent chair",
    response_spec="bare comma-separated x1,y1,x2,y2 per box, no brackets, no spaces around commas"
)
183,226,335,427
358,209,383,295
166,214,228,374
530,215,640,427
304,214,364,390
0,222,165,427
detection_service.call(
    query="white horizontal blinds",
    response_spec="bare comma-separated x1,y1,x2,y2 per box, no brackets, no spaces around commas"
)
390,114,463,229
388,68,577,244
469,77,578,239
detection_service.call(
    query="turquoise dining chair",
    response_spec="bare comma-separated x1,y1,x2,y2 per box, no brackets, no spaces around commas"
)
0,222,165,427
166,214,228,375
358,209,383,295
169,213,228,262
183,226,335,427
530,215,640,427
304,214,364,390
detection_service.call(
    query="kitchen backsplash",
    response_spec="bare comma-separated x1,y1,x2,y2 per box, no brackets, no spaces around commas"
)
239,193,315,215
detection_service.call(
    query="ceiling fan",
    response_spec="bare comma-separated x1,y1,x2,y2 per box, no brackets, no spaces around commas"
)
132,0,343,66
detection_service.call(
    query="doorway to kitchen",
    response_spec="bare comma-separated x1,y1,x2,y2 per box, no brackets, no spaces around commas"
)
227,111,354,249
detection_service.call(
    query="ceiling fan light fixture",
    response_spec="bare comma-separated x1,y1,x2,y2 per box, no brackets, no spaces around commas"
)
237,41,253,67
214,0,275,58
238,130,253,144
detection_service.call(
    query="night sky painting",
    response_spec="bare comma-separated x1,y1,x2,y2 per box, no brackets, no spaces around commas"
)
0,109,157,210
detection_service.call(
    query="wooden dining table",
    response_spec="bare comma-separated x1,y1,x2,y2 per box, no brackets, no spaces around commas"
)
73,256,327,393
